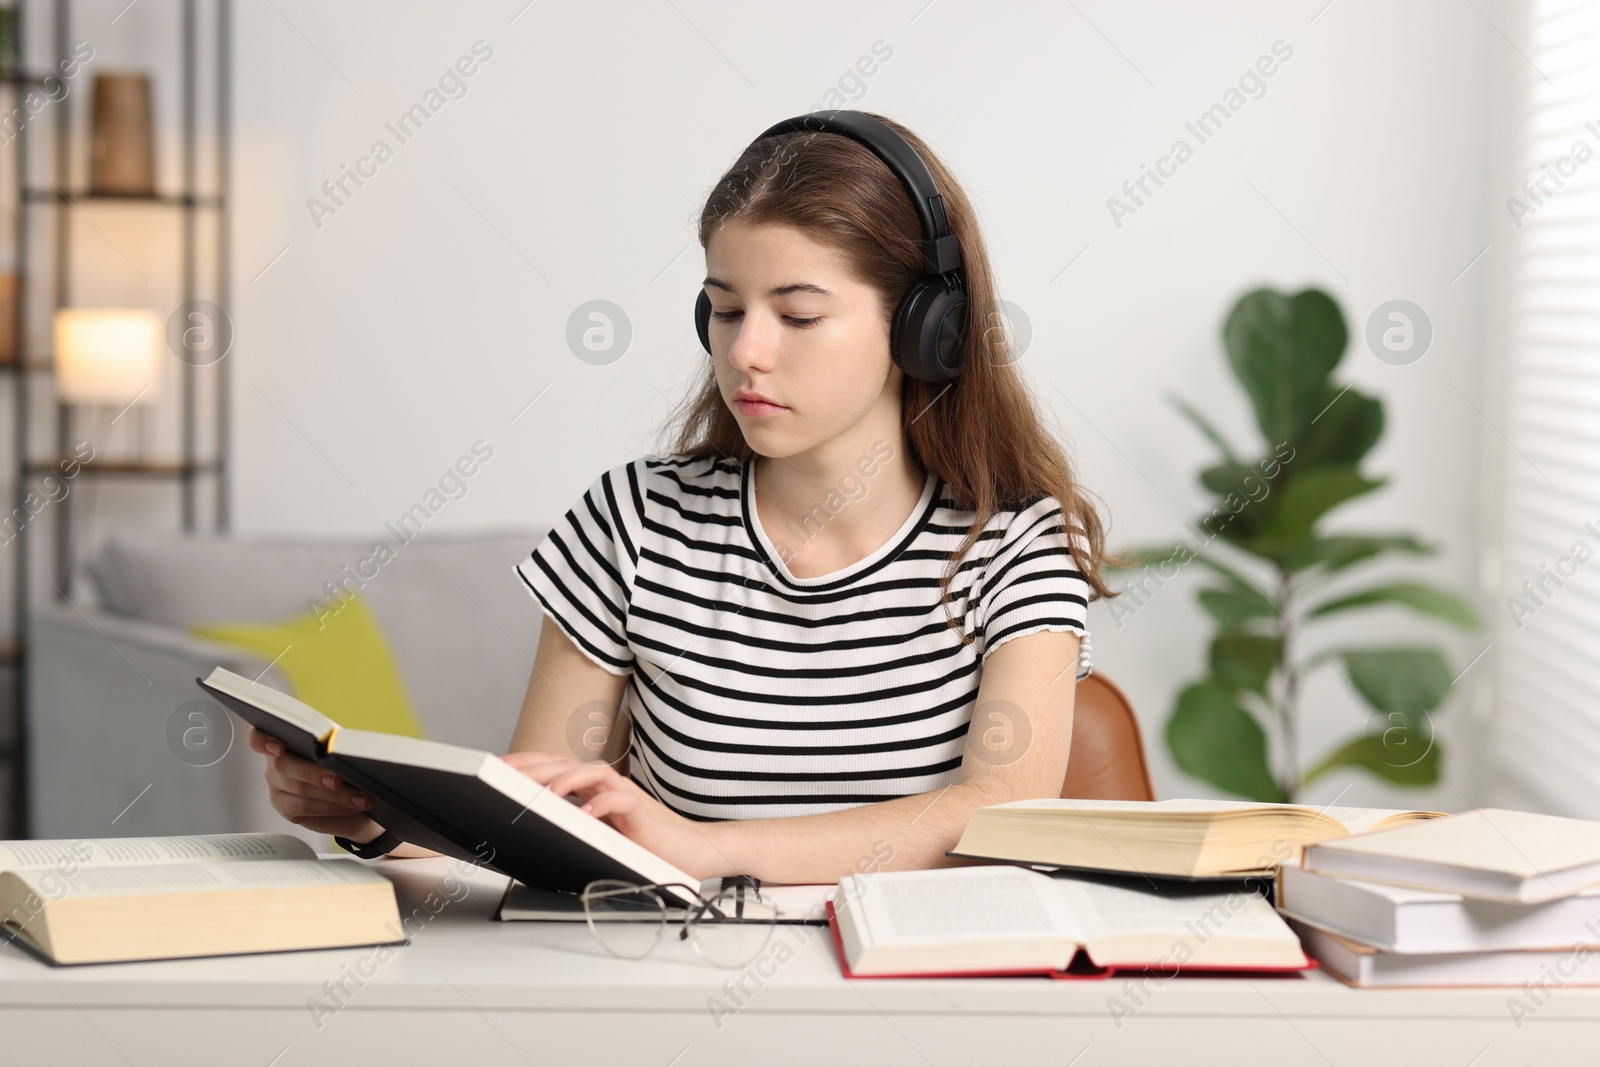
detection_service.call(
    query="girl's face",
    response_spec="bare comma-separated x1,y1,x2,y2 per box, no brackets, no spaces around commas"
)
703,219,901,460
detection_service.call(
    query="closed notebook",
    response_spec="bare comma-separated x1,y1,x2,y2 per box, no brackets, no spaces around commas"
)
828,865,1311,979
1300,808,1600,903
1276,862,1600,953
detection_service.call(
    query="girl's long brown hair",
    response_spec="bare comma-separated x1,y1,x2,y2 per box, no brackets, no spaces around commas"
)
659,111,1119,641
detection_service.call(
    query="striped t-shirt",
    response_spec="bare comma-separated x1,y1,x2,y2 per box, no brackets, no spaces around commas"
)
514,452,1093,821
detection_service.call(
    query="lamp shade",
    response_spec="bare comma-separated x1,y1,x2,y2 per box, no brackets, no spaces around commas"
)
54,308,161,405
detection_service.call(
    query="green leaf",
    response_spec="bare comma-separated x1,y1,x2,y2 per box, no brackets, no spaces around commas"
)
1338,647,1454,718
1296,384,1384,468
1198,585,1278,628
1222,288,1348,450
1303,730,1440,787
1168,393,1240,465
1166,683,1284,802
1287,533,1435,575
1307,582,1480,630
1210,633,1280,696
1200,462,1263,499
1245,467,1386,557
1193,473,1274,543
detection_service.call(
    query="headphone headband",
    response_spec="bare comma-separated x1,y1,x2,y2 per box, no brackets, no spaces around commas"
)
696,109,970,384
753,111,964,278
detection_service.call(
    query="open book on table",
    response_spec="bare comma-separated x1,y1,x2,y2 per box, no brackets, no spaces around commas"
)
0,832,401,965
197,666,702,907
827,865,1312,979
949,798,1447,880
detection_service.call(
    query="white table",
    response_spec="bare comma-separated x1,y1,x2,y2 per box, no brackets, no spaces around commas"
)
3,855,1598,1066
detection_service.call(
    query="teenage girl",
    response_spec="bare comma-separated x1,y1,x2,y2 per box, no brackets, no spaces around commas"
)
248,110,1116,886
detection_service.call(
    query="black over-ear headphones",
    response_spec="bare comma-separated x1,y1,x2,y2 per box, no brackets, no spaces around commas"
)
694,110,970,385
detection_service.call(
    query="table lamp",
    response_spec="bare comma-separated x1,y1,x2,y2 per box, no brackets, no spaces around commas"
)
54,307,162,458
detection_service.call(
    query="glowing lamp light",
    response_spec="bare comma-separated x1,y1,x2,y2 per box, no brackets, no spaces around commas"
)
54,308,162,406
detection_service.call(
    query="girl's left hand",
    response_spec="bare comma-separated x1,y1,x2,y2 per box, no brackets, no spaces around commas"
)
501,751,731,880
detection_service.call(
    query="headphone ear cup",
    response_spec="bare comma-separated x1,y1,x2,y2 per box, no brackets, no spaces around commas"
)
694,289,713,354
892,282,968,384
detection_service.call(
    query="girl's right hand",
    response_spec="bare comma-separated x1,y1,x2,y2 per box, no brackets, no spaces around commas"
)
245,723,385,842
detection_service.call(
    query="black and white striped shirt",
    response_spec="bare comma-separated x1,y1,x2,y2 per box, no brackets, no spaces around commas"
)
515,452,1093,821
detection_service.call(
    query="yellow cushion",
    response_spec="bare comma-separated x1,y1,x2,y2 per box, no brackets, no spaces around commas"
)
190,590,427,740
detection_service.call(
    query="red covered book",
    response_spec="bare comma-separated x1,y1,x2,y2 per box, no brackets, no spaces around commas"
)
824,865,1313,980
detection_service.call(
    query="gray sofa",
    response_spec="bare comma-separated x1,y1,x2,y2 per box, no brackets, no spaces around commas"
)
27,527,547,843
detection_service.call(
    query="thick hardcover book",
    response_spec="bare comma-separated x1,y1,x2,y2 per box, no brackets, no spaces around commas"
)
948,798,1445,880
1285,916,1600,988
1276,861,1600,953
1299,808,1600,903
197,666,700,906
0,832,402,965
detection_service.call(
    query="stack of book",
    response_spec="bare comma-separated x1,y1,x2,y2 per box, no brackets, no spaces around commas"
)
1277,808,1600,988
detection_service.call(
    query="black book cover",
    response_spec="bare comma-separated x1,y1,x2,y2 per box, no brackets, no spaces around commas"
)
197,675,697,903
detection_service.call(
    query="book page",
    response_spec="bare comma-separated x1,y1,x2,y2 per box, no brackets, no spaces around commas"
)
846,866,1077,943
0,833,314,873
1319,806,1445,833
996,798,1318,815
331,727,489,774
203,667,335,736
15,857,387,899
991,798,1441,829
1056,877,1288,941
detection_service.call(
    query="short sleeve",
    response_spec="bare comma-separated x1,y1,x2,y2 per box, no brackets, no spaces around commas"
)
977,496,1094,681
514,461,644,676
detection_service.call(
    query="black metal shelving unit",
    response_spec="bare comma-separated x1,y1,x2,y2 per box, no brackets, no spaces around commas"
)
0,0,233,837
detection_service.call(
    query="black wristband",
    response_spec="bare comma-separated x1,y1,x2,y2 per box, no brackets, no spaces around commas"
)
334,828,402,859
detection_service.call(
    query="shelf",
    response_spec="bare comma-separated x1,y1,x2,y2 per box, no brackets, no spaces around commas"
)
22,187,225,209
22,457,222,478
0,357,56,374
3,0,235,839
1,71,81,88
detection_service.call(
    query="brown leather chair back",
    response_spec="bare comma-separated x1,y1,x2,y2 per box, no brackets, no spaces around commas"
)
606,671,1154,802
1061,672,1155,801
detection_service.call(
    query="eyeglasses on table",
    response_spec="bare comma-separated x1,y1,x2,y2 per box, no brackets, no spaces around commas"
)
580,877,785,969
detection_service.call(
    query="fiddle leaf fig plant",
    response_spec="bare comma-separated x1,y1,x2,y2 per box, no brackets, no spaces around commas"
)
1115,287,1479,804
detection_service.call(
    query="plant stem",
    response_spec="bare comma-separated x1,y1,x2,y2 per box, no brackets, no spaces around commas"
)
1278,563,1300,803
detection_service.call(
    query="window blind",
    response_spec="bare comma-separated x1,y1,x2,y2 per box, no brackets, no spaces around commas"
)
1490,0,1600,815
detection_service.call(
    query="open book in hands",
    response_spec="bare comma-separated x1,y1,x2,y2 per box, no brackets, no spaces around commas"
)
0,832,401,965
198,666,701,906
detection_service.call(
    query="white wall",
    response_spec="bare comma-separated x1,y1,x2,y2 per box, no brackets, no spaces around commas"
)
47,0,1500,807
